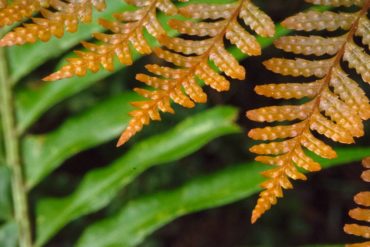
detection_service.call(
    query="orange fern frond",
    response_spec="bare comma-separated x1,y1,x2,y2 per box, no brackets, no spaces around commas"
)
343,157,370,247
247,0,370,223
0,0,107,46
43,0,182,81
117,0,275,147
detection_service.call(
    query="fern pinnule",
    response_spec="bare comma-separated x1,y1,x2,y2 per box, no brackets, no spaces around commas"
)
305,0,365,7
0,0,47,28
43,0,181,81
117,0,275,147
343,157,370,247
247,0,370,223
356,16,369,48
0,0,107,46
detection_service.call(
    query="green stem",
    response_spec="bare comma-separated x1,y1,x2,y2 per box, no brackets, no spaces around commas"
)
0,48,33,247
0,120,4,165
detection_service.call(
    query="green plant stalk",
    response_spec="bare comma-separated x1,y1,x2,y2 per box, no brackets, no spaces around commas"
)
0,119,4,165
0,48,32,247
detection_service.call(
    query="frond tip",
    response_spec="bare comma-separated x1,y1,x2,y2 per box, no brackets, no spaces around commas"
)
248,0,370,223
343,157,370,247
0,0,107,46
117,0,275,147
43,0,180,81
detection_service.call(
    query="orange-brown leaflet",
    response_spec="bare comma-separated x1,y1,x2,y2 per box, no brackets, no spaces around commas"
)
343,157,370,247
247,0,370,223
117,0,275,146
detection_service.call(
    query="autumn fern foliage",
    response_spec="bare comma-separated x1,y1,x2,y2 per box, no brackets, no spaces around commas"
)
247,0,370,223
344,157,370,247
43,0,184,81
117,0,275,146
0,0,6,9
0,0,107,46
0,0,275,147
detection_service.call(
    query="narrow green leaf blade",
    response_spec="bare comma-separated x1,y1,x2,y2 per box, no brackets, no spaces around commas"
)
23,92,141,189
35,106,240,247
77,147,370,247
16,64,126,134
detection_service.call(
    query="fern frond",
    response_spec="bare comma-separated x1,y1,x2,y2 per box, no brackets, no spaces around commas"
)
43,0,181,81
247,0,370,223
0,0,107,46
117,0,275,146
343,157,370,247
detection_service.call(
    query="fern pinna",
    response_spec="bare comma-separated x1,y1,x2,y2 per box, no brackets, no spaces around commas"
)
116,0,275,146
0,0,107,46
247,0,370,223
344,157,370,247
43,0,184,81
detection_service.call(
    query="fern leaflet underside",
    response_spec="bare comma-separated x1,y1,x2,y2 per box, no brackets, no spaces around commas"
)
343,157,370,247
247,0,370,223
116,0,275,146
0,0,107,46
